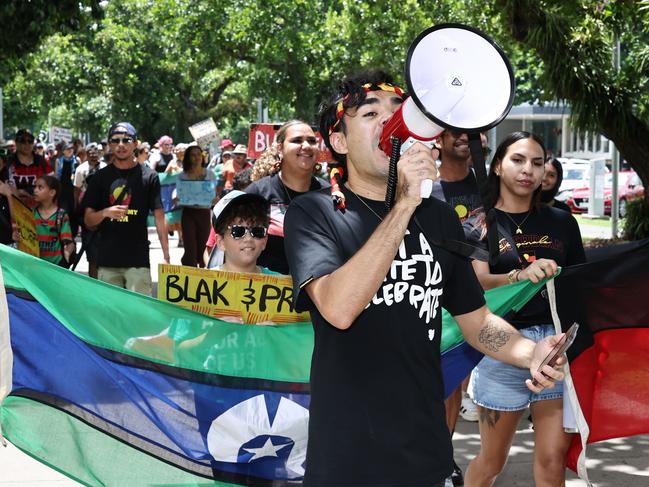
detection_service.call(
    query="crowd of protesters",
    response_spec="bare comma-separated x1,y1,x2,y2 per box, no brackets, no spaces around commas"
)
0,77,584,485
0,124,330,288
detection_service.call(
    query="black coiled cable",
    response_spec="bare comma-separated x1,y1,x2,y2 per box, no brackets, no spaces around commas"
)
384,136,402,211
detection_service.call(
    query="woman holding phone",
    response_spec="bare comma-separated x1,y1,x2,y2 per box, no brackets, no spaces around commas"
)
462,132,585,487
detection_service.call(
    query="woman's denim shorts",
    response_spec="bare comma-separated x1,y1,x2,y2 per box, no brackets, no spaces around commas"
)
471,324,564,412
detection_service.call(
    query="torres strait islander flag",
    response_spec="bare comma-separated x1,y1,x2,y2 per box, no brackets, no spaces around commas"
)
1,243,546,486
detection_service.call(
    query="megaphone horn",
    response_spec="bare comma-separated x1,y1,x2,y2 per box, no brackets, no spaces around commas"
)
382,23,515,205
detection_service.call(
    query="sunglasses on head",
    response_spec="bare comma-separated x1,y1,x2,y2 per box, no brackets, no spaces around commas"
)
227,225,268,239
109,136,134,145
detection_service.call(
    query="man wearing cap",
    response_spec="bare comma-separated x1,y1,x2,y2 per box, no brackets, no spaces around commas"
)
6,128,53,208
220,143,252,195
83,122,170,295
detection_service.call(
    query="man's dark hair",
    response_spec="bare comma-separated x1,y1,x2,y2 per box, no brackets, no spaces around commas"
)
318,70,398,166
213,197,270,236
233,167,253,190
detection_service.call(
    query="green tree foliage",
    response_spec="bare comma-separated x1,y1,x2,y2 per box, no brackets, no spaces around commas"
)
0,0,102,86
4,0,646,192
496,0,649,193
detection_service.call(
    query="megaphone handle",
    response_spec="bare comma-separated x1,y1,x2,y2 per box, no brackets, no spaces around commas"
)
385,136,402,211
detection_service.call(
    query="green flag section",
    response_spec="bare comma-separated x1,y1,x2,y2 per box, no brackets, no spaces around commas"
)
2,396,236,487
0,243,548,485
1,244,313,384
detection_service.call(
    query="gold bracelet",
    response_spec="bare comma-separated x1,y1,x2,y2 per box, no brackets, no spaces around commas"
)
507,269,519,284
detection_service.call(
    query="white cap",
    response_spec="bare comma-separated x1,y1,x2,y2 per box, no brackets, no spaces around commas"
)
207,191,269,269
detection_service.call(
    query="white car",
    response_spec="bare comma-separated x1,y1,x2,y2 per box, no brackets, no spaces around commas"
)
555,158,608,202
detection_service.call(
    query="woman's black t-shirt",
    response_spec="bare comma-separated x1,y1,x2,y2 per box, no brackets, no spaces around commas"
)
245,173,329,275
284,187,485,486
465,205,586,329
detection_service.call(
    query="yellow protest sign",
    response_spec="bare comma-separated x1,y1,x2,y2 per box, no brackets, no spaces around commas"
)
10,196,39,257
158,264,310,324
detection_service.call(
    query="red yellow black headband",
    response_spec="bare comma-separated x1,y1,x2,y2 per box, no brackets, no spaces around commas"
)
328,82,405,135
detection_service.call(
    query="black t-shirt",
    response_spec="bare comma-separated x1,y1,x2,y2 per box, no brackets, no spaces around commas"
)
284,187,485,487
83,163,162,267
0,195,11,244
465,206,585,329
437,171,482,222
549,199,571,212
245,173,329,274
155,152,173,173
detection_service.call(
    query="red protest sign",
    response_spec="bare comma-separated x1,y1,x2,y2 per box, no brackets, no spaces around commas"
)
247,123,333,162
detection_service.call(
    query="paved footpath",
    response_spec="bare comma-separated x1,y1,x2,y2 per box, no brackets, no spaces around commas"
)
3,225,648,486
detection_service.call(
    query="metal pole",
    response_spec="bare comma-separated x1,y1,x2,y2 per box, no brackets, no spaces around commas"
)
256,98,263,123
611,39,620,237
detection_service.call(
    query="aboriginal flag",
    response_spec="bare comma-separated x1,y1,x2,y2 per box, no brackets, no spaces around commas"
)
552,239,649,480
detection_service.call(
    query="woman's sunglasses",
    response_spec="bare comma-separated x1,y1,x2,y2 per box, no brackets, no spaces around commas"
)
227,225,268,239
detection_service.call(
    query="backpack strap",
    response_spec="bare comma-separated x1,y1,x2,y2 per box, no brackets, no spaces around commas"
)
495,220,524,267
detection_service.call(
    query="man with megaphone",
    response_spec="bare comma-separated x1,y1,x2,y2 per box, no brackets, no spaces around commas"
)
284,70,568,487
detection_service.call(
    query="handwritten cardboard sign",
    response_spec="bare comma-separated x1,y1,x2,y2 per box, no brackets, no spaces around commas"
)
10,196,39,257
158,264,310,324
188,118,220,149
176,179,215,208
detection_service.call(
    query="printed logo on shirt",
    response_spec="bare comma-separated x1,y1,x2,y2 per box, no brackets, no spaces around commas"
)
108,178,136,222
445,194,482,222
369,229,443,324
515,233,562,251
13,174,38,191
521,251,537,264
500,233,563,267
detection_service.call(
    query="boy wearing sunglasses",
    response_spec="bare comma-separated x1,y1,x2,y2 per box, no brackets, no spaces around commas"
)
207,190,271,274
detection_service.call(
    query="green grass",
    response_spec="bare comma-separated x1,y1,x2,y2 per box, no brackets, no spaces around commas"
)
574,214,625,228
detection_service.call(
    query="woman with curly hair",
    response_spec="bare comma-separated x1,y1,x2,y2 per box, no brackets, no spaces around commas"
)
245,120,329,274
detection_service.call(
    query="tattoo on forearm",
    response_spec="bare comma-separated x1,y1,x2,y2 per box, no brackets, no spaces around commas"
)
479,407,501,428
478,320,513,353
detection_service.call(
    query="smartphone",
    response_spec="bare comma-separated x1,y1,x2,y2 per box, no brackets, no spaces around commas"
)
531,322,579,387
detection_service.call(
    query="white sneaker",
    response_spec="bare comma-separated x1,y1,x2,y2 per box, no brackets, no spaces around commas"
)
459,394,479,422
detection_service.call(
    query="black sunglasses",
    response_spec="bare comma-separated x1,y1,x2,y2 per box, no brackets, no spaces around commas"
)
109,136,134,145
17,138,35,144
228,225,268,240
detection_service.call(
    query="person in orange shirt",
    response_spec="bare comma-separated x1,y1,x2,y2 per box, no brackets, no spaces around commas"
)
218,144,252,196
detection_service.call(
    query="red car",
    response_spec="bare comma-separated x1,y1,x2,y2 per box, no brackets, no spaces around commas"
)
568,171,645,217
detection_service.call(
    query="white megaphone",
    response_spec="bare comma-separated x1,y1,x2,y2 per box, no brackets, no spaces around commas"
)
380,24,515,198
